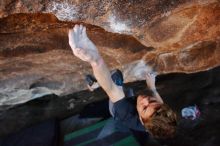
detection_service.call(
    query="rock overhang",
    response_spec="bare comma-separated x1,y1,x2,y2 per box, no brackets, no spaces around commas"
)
0,0,219,104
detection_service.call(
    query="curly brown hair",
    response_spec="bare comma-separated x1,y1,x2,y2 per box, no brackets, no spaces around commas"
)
142,104,177,139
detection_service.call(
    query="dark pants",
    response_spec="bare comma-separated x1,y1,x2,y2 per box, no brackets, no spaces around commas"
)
96,100,130,139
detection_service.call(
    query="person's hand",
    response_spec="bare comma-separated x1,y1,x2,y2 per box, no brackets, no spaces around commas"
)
146,73,156,89
68,24,101,65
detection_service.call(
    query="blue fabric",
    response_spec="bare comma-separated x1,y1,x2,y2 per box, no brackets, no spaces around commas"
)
96,118,130,140
113,98,146,132
111,69,123,86
98,97,145,141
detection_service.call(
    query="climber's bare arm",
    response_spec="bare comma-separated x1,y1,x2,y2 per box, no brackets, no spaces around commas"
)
68,25,125,102
146,73,164,104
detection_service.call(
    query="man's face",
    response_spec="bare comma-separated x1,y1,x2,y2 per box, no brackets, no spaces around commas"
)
136,95,162,123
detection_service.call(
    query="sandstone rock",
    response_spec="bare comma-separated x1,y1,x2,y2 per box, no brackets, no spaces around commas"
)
0,0,219,104
0,1,220,144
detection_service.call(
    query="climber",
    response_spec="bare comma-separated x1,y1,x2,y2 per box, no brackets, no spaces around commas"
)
68,24,177,138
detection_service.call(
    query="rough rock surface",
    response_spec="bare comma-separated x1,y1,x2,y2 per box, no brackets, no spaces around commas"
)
0,0,219,105
0,0,220,145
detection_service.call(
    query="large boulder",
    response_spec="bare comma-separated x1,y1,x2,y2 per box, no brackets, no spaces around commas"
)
1,1,220,143
0,0,219,104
